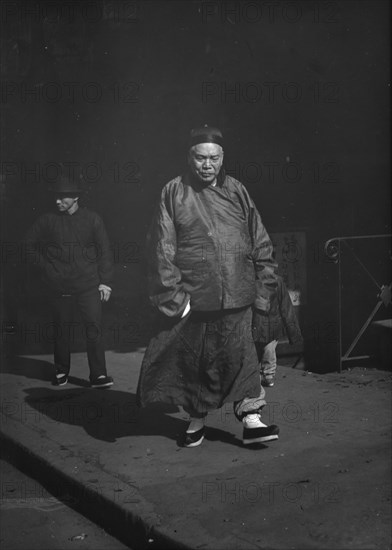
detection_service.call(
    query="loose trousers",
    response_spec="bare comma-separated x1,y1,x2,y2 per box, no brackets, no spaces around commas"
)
137,306,267,420
51,288,107,380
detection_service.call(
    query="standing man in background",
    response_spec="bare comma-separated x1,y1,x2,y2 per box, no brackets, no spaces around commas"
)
137,125,279,447
24,175,114,388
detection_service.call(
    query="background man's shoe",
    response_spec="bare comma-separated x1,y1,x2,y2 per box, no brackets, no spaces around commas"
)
184,427,205,447
243,413,279,444
53,374,68,386
261,375,275,387
91,376,113,388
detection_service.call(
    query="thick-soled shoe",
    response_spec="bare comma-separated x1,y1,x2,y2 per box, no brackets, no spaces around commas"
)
261,375,275,387
243,413,279,445
53,373,68,386
184,427,205,448
90,376,114,389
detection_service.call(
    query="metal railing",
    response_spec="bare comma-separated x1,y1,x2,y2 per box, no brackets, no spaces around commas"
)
324,234,391,371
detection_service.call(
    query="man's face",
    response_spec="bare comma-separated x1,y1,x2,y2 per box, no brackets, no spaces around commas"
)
55,196,79,213
188,143,224,185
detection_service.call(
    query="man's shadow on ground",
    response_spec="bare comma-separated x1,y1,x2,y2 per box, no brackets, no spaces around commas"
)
23,386,254,448
5,356,266,449
2,355,58,382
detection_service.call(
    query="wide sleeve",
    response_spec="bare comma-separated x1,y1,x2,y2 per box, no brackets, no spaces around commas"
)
244,187,278,312
146,187,190,317
93,214,114,288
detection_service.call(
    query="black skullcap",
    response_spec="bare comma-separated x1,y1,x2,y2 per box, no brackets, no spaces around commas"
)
189,125,223,148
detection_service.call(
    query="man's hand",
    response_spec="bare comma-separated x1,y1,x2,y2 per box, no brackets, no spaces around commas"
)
99,284,112,302
181,301,191,318
254,307,269,316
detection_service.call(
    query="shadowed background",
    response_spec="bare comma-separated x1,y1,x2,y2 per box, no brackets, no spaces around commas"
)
1,0,390,371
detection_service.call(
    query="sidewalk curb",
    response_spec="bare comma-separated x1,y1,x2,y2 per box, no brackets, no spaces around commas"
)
0,416,191,550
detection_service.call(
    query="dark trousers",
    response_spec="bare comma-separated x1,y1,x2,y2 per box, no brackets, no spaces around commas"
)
51,288,107,380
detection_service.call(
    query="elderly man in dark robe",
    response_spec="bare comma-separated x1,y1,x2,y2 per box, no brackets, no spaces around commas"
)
137,125,279,447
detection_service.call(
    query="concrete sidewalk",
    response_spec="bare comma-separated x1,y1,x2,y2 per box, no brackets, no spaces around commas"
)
0,349,391,550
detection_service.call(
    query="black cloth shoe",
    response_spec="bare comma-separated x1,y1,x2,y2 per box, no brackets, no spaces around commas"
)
90,376,114,388
53,374,68,386
261,375,275,387
242,413,279,444
243,424,279,444
184,427,205,447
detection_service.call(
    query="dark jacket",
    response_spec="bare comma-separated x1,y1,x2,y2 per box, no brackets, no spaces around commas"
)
146,173,277,316
24,207,113,294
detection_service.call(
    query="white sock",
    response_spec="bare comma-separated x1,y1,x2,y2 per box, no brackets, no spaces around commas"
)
244,414,267,427
186,417,205,433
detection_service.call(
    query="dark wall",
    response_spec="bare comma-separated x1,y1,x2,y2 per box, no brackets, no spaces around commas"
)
1,0,390,369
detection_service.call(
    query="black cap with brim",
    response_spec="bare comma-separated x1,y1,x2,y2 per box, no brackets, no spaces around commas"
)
48,175,84,195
